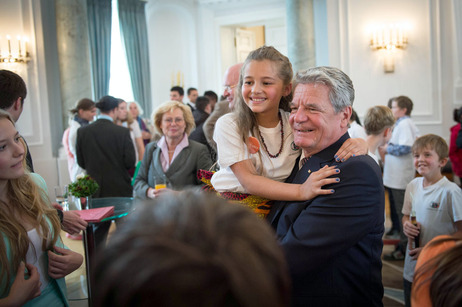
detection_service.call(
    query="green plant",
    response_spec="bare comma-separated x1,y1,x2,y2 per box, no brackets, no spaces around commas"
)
68,175,99,197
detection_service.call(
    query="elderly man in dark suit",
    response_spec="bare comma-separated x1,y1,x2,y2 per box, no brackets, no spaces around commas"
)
268,67,384,307
76,95,136,198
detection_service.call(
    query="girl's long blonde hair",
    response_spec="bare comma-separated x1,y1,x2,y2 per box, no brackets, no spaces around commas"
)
234,46,293,145
0,110,61,295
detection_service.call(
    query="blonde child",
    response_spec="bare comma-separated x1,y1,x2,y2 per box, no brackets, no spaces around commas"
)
401,134,462,307
363,105,395,164
210,46,365,213
0,110,83,305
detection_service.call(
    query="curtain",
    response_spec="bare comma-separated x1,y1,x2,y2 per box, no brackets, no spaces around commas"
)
86,0,112,100
118,0,152,116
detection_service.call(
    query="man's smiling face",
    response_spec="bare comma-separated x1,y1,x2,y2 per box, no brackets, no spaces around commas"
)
289,83,350,157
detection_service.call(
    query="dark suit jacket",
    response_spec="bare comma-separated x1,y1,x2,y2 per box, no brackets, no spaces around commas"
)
76,118,136,198
268,133,384,307
203,99,230,152
133,139,213,199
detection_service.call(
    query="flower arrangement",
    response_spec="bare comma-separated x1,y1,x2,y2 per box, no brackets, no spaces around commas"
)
68,174,99,197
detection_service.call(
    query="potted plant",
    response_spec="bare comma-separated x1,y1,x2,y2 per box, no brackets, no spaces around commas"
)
68,174,99,209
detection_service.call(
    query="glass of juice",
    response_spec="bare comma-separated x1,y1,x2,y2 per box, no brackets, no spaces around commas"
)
155,177,167,190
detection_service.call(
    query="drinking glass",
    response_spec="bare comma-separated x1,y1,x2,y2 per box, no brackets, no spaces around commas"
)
154,177,167,190
54,185,69,211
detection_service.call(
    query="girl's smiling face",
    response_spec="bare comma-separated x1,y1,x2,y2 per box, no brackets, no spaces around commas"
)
241,60,291,120
0,118,25,182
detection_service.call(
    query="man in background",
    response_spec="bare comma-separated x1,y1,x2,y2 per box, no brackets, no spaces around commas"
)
170,86,184,103
76,95,135,198
203,63,243,153
186,87,198,111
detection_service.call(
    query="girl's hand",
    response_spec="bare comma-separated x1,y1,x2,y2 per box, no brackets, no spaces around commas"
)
299,165,340,200
334,138,368,162
408,246,423,260
0,262,41,306
48,246,83,279
403,220,420,239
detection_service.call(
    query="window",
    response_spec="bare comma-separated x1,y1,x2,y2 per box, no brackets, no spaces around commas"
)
108,0,134,101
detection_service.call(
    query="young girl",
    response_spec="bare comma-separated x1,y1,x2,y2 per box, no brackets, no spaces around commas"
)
0,110,83,306
210,46,365,210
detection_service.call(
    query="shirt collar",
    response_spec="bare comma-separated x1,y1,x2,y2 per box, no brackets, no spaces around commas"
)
97,114,114,122
302,132,350,167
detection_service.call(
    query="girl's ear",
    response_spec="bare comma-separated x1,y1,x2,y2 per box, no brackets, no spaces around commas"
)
283,82,292,96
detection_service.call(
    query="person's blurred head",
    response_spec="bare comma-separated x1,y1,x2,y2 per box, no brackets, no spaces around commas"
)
129,101,144,118
204,90,218,110
0,70,27,122
364,105,395,136
349,109,361,125
453,107,462,123
390,95,413,118
153,101,195,139
93,191,290,307
96,96,120,120
70,98,96,122
187,87,198,103
170,86,184,102
116,99,129,122
195,96,212,114
222,63,243,109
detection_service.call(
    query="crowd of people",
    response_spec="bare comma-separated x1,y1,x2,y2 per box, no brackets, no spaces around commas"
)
1,43,462,306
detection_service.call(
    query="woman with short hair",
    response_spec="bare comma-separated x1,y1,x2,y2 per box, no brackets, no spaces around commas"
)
133,101,213,199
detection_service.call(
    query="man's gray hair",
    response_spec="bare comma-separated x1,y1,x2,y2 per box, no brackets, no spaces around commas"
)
294,66,354,113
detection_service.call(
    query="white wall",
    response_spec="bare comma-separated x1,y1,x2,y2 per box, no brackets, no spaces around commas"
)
0,0,60,197
327,0,458,140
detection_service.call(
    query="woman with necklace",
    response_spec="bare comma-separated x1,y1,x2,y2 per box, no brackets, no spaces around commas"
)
133,101,213,199
210,46,366,217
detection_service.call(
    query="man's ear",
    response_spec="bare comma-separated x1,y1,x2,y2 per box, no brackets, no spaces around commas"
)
340,106,352,128
13,97,22,111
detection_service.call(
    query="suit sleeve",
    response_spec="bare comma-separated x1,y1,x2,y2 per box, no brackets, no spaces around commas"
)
123,130,136,169
203,100,229,152
76,129,85,169
278,159,384,280
133,143,154,199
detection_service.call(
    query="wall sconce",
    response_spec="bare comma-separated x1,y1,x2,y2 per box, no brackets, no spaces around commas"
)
370,24,407,73
0,35,31,64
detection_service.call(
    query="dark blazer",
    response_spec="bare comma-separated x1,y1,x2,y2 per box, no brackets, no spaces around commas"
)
268,133,384,307
76,118,136,198
133,139,213,199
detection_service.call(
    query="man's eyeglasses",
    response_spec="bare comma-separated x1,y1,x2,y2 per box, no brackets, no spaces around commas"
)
224,84,237,92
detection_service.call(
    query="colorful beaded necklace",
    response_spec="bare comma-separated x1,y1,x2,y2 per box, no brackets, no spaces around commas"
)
258,112,284,158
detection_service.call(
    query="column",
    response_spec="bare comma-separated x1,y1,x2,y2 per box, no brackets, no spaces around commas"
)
286,0,316,73
453,0,462,104
55,0,92,123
